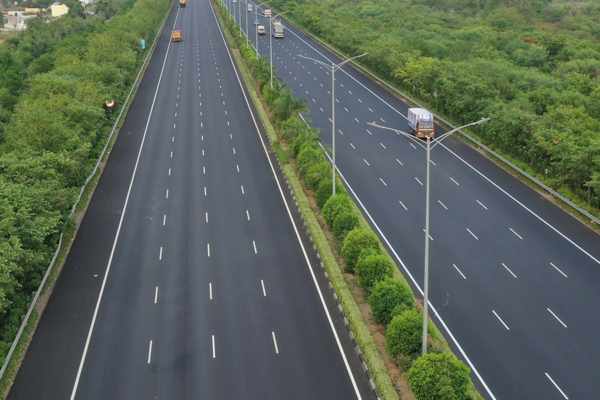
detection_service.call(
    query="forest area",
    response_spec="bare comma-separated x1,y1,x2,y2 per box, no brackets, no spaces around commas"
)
0,0,171,364
268,0,600,213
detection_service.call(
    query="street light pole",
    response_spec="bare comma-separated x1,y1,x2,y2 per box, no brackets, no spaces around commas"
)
298,53,368,196
270,10,289,89
368,117,490,355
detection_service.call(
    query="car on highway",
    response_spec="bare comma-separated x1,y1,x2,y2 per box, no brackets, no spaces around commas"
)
254,19,259,25
257,25,265,35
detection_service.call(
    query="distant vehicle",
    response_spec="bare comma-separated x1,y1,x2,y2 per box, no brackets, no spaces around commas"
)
254,19,259,25
271,20,284,38
172,29,182,41
179,0,185,7
262,9,271,17
257,25,265,35
407,108,435,138
247,3,253,11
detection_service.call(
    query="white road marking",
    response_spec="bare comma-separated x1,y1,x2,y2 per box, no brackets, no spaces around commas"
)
415,177,423,186
453,264,466,279
172,136,175,142
206,212,208,223
207,243,210,257
170,151,173,158
510,228,523,240
550,263,567,277
233,148,236,154
154,287,158,304
148,341,153,363
246,210,250,220
399,201,407,210
501,263,517,278
354,117,359,123
396,159,403,165
545,373,569,399
366,129,372,135
410,143,416,149
422,229,434,241
380,117,385,123
166,189,169,198
350,143,355,149
320,107,324,112
209,283,212,300
344,107,349,112
450,177,460,185
212,335,216,358
261,280,266,296
203,167,206,174
477,200,487,209
466,228,478,240
174,124,176,129
363,159,370,166
492,310,510,330
358,98,362,103
202,150,204,156
204,187,207,196
368,108,373,112
339,130,344,135
438,200,448,210
237,165,240,172
163,215,166,225
380,178,387,186
548,308,567,328
272,332,279,354
430,160,436,165
159,247,163,260
175,113,177,117
253,241,257,253
241,185,244,194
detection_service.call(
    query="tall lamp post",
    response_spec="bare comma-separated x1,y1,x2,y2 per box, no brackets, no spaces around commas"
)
368,117,490,355
269,10,290,88
298,53,368,196
254,0,272,58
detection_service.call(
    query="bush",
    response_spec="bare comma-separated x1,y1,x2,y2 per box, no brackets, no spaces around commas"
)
355,255,394,293
406,353,471,400
368,278,414,325
306,161,332,191
322,194,352,227
333,211,359,237
296,143,325,175
340,228,380,273
315,178,333,208
386,308,430,359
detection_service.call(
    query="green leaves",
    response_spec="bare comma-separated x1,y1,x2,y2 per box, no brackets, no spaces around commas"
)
406,353,471,400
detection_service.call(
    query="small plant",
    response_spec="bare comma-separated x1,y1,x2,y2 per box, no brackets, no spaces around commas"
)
355,255,394,293
296,143,325,175
322,194,352,227
340,228,380,273
332,211,359,237
369,278,414,325
395,354,414,372
386,308,430,360
305,161,332,191
315,178,333,208
406,352,471,400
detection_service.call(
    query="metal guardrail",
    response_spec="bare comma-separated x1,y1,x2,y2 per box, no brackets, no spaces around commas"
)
277,12,600,226
0,5,173,382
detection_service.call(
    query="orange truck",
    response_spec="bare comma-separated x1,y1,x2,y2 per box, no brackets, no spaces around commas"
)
172,29,181,41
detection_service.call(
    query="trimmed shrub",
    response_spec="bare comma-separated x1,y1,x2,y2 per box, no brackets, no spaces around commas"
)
322,194,352,227
355,255,394,293
315,178,333,208
406,353,471,400
386,308,430,359
369,278,414,325
340,228,380,273
306,161,332,191
296,143,325,175
333,211,359,237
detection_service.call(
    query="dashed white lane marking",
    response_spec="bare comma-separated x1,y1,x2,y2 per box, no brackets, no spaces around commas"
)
438,200,448,210
350,143,355,149
233,148,236,154
203,167,206,174
170,151,173,158
477,200,487,209
380,117,385,123
550,263,568,277
236,165,240,172
415,177,423,186
430,160,436,165
339,130,344,135
261,280,267,296
163,215,166,226
320,107,324,112
367,129,372,135
380,178,387,186
207,243,210,257
241,185,245,194
453,264,466,279
548,308,567,328
174,124,176,129
154,287,158,304
545,373,569,399
380,143,386,149
492,310,510,330
272,332,279,354
205,212,208,223
450,177,460,185
399,201,407,211
363,159,370,166
510,228,523,240
212,335,216,358
501,263,517,278
172,136,175,142
246,210,250,220
209,283,213,300
204,187,207,196
466,228,478,240
358,98,362,103
344,107,348,112
368,108,373,112
166,189,169,198
410,143,416,149
253,241,257,254
396,159,403,165
354,117,359,123
148,341,153,363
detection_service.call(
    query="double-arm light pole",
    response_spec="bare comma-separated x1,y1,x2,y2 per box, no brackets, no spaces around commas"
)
298,53,368,196
369,117,489,355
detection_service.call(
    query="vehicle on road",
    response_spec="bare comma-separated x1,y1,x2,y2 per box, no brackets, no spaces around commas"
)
257,25,265,34
179,0,185,6
172,29,182,41
247,3,253,11
407,108,435,138
262,8,271,17
271,20,284,38
254,19,259,25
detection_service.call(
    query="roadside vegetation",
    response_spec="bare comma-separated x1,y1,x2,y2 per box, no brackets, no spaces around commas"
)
266,0,600,219
215,2,482,398
0,0,170,372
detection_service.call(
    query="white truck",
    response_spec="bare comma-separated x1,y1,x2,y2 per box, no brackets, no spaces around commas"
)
407,108,435,138
262,8,271,17
271,20,284,38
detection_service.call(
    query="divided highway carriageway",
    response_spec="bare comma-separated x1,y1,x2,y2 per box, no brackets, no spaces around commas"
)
7,1,375,399
236,4,600,399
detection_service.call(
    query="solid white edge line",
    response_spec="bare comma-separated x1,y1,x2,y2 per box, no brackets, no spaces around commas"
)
272,331,279,354
68,8,180,390
316,142,496,400
545,373,569,399
209,7,362,399
492,310,510,330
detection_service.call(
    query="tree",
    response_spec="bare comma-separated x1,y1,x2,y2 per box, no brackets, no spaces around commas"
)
386,308,430,359
368,278,414,325
406,353,471,400
355,255,394,293
322,194,352,227
340,228,380,273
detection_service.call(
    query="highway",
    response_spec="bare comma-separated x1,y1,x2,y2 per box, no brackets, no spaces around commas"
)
234,4,600,399
7,1,374,399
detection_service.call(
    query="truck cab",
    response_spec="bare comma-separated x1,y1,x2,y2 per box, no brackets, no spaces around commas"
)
407,108,435,138
247,3,253,11
262,9,271,17
179,0,185,7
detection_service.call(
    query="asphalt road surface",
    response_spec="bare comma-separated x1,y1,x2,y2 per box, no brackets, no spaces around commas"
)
8,1,375,399
234,5,600,399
